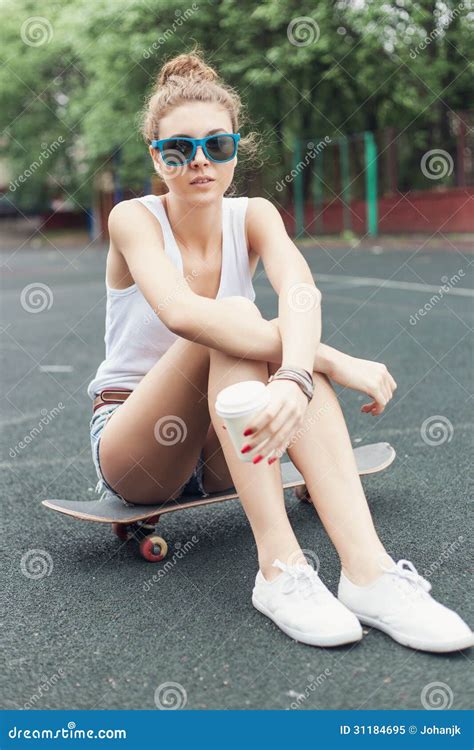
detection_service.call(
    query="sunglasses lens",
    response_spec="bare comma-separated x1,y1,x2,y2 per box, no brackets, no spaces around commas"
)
162,139,193,165
206,135,236,161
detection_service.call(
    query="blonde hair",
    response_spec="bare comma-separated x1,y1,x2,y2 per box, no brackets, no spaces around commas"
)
140,47,261,191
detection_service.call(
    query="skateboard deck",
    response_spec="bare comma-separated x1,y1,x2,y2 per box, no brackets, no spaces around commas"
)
42,442,395,562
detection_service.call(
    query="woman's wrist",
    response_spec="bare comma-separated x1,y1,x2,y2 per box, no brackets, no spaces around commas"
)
269,366,314,402
313,343,341,377
318,345,354,379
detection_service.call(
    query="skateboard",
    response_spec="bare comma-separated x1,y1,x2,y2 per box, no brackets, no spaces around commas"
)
42,442,395,563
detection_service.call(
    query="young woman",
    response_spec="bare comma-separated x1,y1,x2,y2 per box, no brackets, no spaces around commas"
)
87,51,472,653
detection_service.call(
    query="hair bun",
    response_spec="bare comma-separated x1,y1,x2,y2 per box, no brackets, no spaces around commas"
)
157,53,219,87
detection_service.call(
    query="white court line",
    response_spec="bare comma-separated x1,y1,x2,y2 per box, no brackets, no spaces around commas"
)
318,281,367,292
39,365,74,372
354,422,472,439
317,273,473,297
1,410,48,426
0,454,91,470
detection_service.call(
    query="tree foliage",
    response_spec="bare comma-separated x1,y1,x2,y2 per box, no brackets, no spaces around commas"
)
0,0,472,210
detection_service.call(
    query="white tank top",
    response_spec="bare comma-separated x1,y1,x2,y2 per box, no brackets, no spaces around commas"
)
87,195,256,400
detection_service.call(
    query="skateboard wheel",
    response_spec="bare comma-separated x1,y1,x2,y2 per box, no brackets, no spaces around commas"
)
295,485,311,503
139,535,168,562
112,523,130,541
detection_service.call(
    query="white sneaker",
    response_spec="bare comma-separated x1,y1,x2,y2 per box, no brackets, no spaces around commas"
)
252,559,363,647
338,558,474,653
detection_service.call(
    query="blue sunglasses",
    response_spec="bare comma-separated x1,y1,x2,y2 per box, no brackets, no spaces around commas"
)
151,133,240,166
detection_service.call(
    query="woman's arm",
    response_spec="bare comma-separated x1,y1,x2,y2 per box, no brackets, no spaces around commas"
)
111,199,395,411
245,197,321,373
110,198,323,367
108,200,279,359
173,196,324,370
174,294,333,371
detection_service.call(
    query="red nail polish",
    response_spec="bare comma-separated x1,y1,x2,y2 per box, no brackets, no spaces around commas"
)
243,429,254,436
253,454,263,464
268,457,277,465
241,444,252,454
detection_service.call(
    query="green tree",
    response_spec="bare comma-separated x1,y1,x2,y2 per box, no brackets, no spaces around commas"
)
1,0,472,211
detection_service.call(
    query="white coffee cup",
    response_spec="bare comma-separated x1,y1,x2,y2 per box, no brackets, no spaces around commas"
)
215,381,270,462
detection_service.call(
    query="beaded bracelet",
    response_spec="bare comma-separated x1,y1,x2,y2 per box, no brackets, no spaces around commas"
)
267,366,314,402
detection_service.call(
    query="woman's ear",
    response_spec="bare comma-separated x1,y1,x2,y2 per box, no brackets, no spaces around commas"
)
148,146,161,175
152,156,162,177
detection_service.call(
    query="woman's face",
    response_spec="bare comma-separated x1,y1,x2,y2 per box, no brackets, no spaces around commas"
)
149,101,237,204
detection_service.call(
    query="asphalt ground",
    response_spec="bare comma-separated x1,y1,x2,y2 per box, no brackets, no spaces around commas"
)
1,239,473,712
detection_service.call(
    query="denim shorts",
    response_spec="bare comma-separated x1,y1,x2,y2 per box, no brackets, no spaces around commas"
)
89,403,210,505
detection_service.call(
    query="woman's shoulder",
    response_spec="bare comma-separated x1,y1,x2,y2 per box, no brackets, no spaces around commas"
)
108,194,163,219
107,197,166,264
225,195,276,216
108,197,148,228
108,196,165,238
246,196,277,211
244,196,282,232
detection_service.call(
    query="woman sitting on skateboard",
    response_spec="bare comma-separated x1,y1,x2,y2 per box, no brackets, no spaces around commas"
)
87,49,472,653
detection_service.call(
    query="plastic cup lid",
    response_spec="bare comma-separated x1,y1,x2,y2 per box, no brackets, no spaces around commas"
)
215,380,270,418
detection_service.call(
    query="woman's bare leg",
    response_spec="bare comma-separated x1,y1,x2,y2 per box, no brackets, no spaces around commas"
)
99,293,391,585
97,337,214,504
207,347,305,581
285,370,393,584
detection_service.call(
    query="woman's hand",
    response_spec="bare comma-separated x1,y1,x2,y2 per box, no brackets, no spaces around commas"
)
329,351,397,415
240,380,309,464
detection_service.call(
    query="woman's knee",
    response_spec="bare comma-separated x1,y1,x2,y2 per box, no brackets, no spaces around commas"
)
207,298,263,364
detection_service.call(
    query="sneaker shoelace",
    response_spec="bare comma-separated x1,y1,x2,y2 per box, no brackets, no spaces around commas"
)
272,559,331,602
383,559,432,601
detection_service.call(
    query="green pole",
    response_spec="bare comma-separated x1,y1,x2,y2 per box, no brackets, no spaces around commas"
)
293,138,304,237
312,148,324,234
339,136,351,233
364,131,378,236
